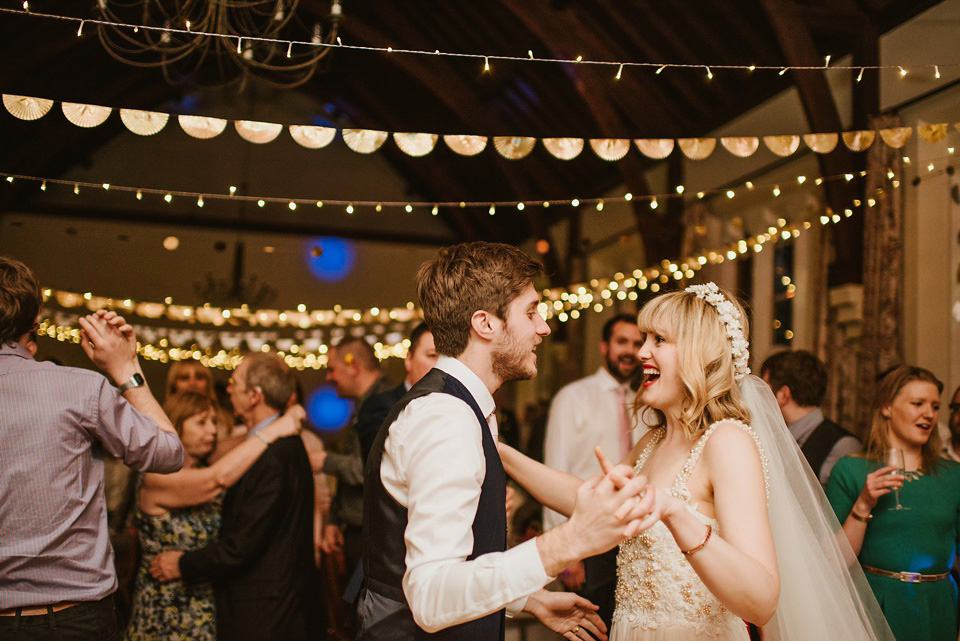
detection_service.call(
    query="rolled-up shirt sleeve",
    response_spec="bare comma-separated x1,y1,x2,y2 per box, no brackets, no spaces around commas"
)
388,397,551,632
91,378,184,473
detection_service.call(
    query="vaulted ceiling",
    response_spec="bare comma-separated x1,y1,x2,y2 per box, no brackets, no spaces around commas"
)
0,0,940,271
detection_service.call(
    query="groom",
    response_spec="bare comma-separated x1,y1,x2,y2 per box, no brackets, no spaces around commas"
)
358,242,654,640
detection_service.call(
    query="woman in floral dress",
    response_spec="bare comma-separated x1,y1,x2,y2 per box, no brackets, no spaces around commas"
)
125,391,303,640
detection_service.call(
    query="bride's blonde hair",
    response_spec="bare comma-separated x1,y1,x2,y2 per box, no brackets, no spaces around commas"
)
635,287,751,439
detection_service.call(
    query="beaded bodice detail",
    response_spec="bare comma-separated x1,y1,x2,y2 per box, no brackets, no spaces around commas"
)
613,420,767,636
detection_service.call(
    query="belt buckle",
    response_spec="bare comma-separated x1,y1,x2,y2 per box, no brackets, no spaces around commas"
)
898,571,922,583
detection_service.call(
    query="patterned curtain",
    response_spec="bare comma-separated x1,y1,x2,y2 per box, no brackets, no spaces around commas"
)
819,115,904,433
855,114,905,429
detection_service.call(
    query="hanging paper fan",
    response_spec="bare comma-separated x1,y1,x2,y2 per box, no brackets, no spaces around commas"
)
444,134,487,156
120,109,169,136
343,129,388,153
635,138,674,159
720,137,759,158
842,130,875,151
763,135,800,157
879,127,912,149
3,94,53,120
678,138,717,160
543,138,584,160
62,102,111,128
917,123,948,143
803,133,838,154
590,138,631,161
179,114,228,139
394,132,438,157
289,125,337,149
235,120,283,144
494,136,536,160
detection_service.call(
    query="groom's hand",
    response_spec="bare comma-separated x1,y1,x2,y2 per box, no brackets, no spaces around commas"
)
536,468,649,577
595,445,678,531
523,589,607,641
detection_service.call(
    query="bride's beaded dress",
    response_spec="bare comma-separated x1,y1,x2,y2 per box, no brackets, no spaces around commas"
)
611,421,767,641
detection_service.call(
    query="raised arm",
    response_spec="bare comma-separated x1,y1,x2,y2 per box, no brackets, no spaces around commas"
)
140,407,304,513
80,311,175,435
497,441,581,518
825,461,902,556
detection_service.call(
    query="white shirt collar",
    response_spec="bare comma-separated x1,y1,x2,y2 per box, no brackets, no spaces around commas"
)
434,356,497,421
594,365,629,392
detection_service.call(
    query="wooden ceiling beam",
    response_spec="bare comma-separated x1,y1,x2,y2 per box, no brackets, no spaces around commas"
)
331,8,567,280
499,0,683,263
759,0,862,285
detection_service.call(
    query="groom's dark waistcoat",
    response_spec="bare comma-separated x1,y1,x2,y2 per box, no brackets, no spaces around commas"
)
357,367,507,641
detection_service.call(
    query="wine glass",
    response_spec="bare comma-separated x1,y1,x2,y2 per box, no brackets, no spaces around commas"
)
885,448,909,511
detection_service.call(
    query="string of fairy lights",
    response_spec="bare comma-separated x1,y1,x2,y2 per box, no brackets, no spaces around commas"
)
4,155,945,218
5,6,958,81
29,194,868,370
34,157,960,370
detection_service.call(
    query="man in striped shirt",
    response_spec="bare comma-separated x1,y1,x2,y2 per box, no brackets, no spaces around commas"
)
0,257,184,640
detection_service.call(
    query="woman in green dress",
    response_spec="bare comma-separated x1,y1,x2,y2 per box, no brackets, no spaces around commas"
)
826,365,960,641
125,391,304,640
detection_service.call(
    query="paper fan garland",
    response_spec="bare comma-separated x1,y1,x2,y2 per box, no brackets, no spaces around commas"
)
678,138,716,160
635,138,674,159
804,133,838,154
289,125,336,149
763,135,800,157
917,123,948,143
720,137,759,158
444,134,487,156
343,129,388,154
120,109,169,136
394,132,438,157
3,94,53,120
879,127,912,148
62,102,111,128
842,130,875,151
179,115,228,139
590,139,631,161
235,120,283,144
494,136,536,160
543,138,584,160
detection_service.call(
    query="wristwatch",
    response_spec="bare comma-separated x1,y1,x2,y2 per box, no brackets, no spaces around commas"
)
118,372,146,393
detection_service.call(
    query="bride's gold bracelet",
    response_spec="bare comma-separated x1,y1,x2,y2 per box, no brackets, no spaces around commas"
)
681,524,712,557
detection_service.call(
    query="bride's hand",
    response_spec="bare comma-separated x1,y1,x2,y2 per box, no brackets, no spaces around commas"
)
595,446,672,536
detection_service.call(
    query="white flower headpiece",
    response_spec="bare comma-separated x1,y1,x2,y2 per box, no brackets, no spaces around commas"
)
685,282,751,382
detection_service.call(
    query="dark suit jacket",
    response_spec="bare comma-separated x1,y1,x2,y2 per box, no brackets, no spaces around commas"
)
179,434,322,641
356,383,406,465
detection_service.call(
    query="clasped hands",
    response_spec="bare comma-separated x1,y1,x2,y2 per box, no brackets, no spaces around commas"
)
565,447,675,559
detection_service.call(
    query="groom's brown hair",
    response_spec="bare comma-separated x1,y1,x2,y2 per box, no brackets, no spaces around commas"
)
416,242,542,357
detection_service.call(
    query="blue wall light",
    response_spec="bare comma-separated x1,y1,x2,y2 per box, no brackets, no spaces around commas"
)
307,385,354,432
305,237,356,282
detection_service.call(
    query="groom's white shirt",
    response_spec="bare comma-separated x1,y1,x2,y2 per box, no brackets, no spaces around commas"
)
380,355,552,632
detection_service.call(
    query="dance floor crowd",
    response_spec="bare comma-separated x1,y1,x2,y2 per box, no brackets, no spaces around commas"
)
1,246,958,641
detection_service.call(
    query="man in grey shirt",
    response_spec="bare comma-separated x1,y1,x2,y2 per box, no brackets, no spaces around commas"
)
0,257,184,640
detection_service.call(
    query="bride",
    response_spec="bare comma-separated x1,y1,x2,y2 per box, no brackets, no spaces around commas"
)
499,283,894,640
